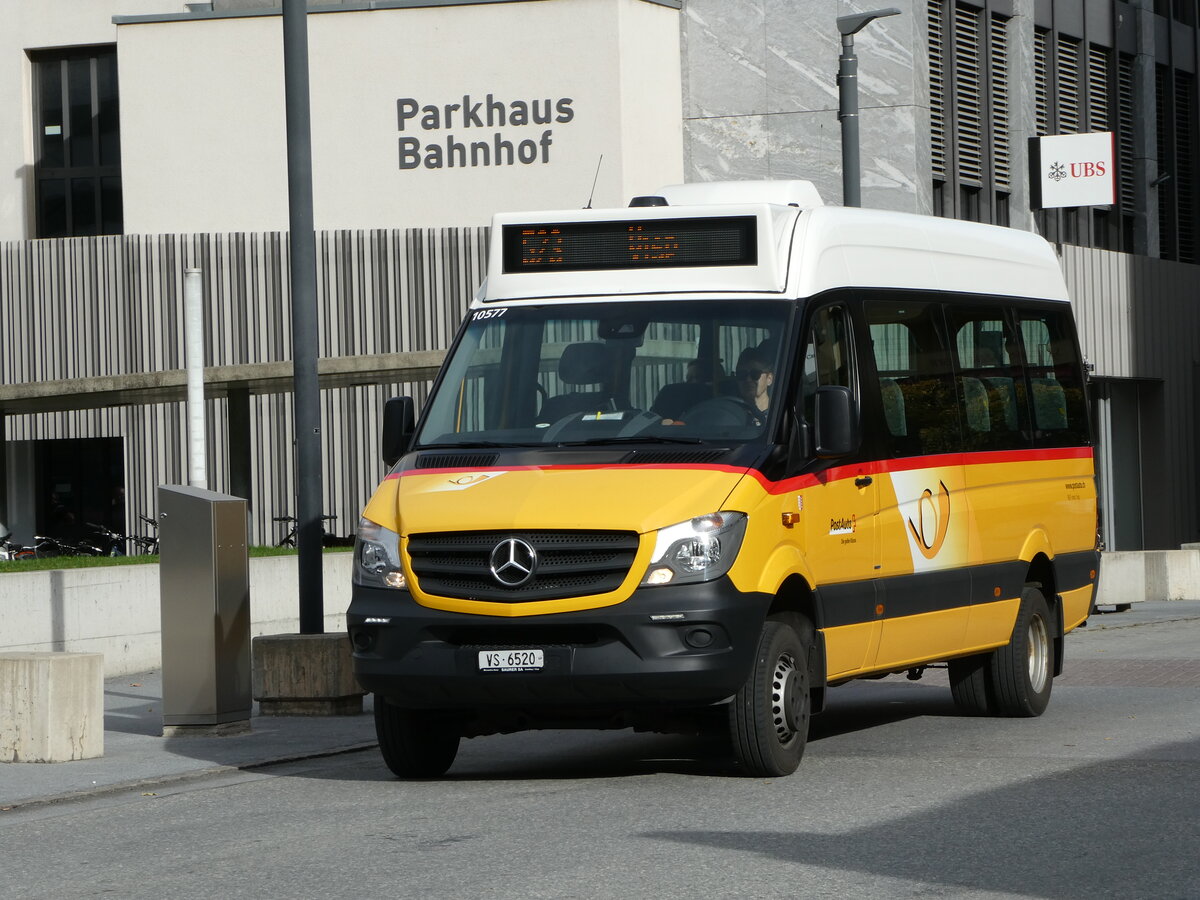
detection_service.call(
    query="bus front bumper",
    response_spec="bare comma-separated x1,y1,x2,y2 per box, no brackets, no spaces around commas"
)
346,578,772,716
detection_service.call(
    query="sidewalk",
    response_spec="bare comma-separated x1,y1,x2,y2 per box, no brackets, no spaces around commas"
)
2,600,1197,811
0,669,379,810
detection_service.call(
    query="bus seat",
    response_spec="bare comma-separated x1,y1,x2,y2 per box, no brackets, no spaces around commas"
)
879,377,907,436
651,381,711,420
983,376,1019,430
538,342,613,423
1031,377,1067,430
960,376,990,432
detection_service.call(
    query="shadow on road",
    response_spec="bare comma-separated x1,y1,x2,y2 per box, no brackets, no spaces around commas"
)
91,666,973,787
639,732,1200,900
256,676,967,784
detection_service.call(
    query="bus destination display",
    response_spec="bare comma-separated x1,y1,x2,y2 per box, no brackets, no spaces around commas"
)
502,216,758,273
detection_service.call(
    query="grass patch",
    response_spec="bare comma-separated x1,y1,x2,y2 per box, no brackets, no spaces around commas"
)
0,554,160,574
0,544,352,574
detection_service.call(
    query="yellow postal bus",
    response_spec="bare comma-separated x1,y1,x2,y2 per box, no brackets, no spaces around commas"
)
348,180,1100,778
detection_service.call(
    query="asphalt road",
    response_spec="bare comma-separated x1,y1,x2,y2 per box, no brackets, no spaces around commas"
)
3,606,1198,900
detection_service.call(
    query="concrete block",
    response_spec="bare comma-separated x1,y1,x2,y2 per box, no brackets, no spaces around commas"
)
0,652,104,763
252,633,364,716
1095,551,1146,607
1166,549,1200,600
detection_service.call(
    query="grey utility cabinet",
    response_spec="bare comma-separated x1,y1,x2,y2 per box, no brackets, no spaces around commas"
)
158,485,251,729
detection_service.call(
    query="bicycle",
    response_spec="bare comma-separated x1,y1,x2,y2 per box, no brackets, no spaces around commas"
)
0,531,35,561
85,522,130,557
32,534,95,558
131,514,160,555
274,514,339,548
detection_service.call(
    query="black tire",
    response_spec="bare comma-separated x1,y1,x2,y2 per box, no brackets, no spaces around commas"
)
990,585,1054,717
948,653,995,715
728,618,811,777
374,697,461,779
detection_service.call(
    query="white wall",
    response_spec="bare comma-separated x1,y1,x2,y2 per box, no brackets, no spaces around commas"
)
1,554,352,677
0,0,169,240
116,0,684,233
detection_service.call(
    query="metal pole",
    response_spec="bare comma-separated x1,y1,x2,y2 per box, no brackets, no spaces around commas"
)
836,8,901,208
837,34,861,208
283,0,324,634
184,268,208,489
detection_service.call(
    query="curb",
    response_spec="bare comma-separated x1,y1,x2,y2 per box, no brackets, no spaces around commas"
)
0,740,379,814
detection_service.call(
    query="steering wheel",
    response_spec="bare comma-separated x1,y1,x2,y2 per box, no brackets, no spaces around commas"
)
678,396,763,427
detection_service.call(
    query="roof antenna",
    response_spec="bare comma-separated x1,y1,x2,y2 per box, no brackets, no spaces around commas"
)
584,155,603,209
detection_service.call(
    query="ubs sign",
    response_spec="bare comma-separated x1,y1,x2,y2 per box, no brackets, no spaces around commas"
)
398,93,576,170
1032,131,1115,209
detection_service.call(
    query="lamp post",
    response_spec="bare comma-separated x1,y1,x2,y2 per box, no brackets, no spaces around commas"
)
837,7,900,207
282,0,324,634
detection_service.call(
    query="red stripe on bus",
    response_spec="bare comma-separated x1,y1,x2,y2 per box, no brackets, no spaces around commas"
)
383,446,1093,490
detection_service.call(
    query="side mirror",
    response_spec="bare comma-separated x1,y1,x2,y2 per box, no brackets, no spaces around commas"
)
382,396,416,468
813,385,858,458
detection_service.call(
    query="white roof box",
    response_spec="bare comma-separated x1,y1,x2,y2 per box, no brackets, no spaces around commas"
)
655,180,824,209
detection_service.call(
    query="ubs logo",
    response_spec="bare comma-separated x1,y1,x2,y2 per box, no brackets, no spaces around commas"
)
907,481,950,559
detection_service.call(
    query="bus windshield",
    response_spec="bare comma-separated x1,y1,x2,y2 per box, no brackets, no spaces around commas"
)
416,299,792,448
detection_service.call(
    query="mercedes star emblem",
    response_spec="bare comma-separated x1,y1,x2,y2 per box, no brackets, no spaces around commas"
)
489,537,538,587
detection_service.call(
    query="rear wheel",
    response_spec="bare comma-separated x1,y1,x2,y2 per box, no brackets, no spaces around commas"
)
374,697,461,779
728,618,811,777
990,586,1054,717
948,653,994,715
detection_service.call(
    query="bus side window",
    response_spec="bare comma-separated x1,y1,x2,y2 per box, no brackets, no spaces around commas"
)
865,300,960,458
1017,310,1089,447
948,308,1032,451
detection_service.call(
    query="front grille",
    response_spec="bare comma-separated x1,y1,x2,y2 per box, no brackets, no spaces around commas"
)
429,625,609,646
407,529,640,602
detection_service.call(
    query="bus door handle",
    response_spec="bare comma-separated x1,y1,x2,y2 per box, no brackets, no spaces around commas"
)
855,475,873,488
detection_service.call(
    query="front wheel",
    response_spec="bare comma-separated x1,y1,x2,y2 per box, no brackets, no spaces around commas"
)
374,697,461,779
990,585,1055,717
728,618,811,777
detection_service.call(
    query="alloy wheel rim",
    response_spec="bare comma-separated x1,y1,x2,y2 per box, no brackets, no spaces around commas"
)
1027,614,1049,693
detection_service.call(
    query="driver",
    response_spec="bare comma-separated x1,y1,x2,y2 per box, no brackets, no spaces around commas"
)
734,347,774,417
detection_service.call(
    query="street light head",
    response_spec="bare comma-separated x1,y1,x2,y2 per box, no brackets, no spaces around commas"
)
837,7,901,37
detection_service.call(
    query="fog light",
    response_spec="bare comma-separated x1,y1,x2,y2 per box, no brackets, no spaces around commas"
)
351,629,375,652
685,628,714,649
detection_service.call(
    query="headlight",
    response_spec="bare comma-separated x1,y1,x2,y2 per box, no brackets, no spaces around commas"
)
353,517,407,590
640,511,747,587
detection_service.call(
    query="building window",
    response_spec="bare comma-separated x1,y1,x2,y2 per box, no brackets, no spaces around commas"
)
31,45,122,238
1173,69,1197,263
927,1,1011,226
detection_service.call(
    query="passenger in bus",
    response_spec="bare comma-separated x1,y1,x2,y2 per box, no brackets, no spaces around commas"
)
653,357,723,422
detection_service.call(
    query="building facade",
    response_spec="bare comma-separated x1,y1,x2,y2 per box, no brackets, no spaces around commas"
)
1,0,1198,551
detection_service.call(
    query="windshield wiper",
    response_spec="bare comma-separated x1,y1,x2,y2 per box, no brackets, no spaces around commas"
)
555,436,709,447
